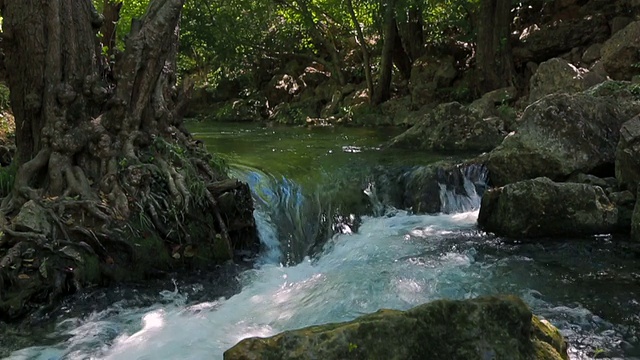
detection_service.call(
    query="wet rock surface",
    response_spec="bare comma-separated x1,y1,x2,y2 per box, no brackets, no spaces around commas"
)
372,162,488,214
224,295,568,360
0,260,250,357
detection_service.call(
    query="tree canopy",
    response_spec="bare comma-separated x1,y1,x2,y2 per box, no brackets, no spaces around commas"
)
94,0,505,90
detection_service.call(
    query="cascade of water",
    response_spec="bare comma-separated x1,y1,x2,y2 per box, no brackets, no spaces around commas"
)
231,166,331,266
6,162,639,360
438,163,489,214
364,181,386,217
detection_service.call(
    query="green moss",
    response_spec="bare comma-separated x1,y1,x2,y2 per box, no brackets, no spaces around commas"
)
0,84,10,111
532,316,568,360
533,340,566,360
80,254,102,283
585,80,640,100
0,162,16,198
212,234,233,262
225,295,568,360
128,225,172,275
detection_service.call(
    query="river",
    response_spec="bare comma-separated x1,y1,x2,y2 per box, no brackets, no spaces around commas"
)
6,123,640,359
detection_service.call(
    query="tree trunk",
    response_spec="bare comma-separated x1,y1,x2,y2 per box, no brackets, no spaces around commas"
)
397,5,424,64
346,0,374,100
392,22,412,80
372,0,397,105
475,0,515,94
296,0,346,85
100,0,123,64
0,0,257,320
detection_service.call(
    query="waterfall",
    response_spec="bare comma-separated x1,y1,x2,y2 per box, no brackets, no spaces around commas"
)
231,166,333,266
437,163,488,214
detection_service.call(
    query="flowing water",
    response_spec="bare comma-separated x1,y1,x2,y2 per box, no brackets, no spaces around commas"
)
6,123,640,359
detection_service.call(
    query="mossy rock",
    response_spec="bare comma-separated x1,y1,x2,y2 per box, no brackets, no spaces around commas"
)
478,177,618,238
486,92,639,186
224,295,568,360
532,316,568,360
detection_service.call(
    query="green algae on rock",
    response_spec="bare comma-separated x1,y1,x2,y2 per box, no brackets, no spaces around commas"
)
478,177,617,238
224,295,567,360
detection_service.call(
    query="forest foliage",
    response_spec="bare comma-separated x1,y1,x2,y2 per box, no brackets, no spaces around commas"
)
95,0,508,89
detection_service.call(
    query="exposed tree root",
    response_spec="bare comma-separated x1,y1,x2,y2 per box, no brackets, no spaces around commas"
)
204,188,234,257
208,179,243,196
0,0,259,323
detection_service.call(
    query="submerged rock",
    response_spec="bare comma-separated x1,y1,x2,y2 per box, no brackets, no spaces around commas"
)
478,177,618,238
486,91,637,186
224,295,568,360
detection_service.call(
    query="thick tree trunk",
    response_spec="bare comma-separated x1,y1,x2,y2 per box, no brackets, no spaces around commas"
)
3,0,103,167
475,0,516,94
346,0,374,100
0,0,257,321
372,0,397,105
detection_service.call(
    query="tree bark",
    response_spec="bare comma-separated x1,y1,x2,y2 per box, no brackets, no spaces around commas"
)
372,0,397,105
392,22,412,80
404,6,424,61
100,0,123,63
0,0,258,320
475,0,516,94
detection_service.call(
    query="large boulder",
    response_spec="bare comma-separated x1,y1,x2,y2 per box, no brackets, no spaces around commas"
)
469,86,518,121
581,43,603,65
513,14,610,64
265,74,305,106
486,90,638,186
529,58,588,102
478,177,618,238
224,295,567,360
409,55,457,107
601,21,640,80
616,115,640,194
387,102,505,152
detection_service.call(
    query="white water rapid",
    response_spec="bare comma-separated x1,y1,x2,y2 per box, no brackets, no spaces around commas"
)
9,208,491,360
6,166,638,360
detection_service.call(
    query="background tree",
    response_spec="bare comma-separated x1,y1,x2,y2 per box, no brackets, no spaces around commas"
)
346,0,374,99
475,0,516,93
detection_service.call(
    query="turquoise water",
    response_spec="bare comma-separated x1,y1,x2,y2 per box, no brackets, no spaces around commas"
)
187,121,464,182
5,122,640,359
